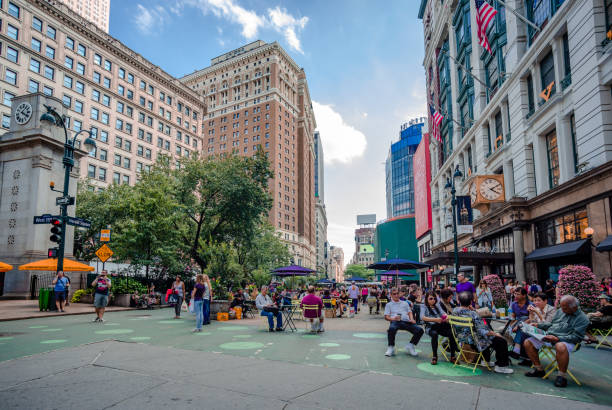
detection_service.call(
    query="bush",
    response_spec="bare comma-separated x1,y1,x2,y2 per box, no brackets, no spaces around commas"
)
71,289,87,303
110,277,147,295
482,274,507,309
558,265,600,312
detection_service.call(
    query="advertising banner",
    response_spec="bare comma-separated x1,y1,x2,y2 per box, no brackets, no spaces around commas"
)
414,134,432,238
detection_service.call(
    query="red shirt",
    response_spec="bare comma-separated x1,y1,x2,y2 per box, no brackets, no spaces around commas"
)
301,294,323,318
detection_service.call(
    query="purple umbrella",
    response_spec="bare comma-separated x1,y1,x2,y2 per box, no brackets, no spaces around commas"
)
272,265,315,276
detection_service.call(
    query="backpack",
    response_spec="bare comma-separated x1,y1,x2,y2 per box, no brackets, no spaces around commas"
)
530,284,539,294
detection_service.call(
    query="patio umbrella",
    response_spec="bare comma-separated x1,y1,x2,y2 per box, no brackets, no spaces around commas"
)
344,276,367,282
316,278,333,286
0,261,13,272
367,259,430,287
19,258,95,272
271,265,314,289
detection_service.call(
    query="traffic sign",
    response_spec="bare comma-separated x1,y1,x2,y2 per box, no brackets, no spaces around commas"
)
33,214,55,224
100,229,111,242
56,196,75,206
95,244,113,262
67,217,91,229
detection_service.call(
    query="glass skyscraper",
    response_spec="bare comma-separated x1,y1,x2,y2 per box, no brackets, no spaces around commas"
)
386,121,425,218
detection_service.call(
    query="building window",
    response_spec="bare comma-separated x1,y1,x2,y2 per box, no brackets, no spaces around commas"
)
540,51,556,100
526,0,565,45
7,24,19,40
562,32,571,89
92,89,100,102
65,56,74,70
88,165,96,178
77,44,86,57
44,66,54,80
535,207,588,248
45,46,55,59
570,114,578,173
113,172,120,184
8,2,20,19
32,16,43,32
100,149,107,161
74,100,83,113
526,74,535,115
31,38,41,52
494,111,503,150
75,81,85,94
5,69,17,85
2,114,10,129
46,25,56,40
66,36,74,50
98,168,106,181
77,62,85,76
94,53,102,65
62,95,71,107
545,130,559,189
3,91,15,107
6,46,18,63
30,58,41,73
100,131,108,143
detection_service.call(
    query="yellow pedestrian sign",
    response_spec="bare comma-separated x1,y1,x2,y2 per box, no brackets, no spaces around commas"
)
95,244,113,263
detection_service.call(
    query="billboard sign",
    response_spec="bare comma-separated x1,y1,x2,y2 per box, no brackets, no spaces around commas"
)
456,195,473,234
414,134,432,238
357,214,376,225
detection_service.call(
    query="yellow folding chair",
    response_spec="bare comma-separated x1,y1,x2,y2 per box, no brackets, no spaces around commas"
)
291,299,303,321
301,304,321,331
540,343,582,386
594,327,612,350
447,315,491,373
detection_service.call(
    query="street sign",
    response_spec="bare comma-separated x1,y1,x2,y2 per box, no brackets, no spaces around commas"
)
67,217,91,229
95,244,113,262
55,196,75,206
33,214,55,224
100,229,111,242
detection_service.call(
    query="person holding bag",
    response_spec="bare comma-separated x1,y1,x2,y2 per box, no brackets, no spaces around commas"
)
477,281,493,309
171,275,185,319
191,274,205,332
421,291,457,365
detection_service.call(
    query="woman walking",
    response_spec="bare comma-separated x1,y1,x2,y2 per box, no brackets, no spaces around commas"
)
421,291,457,365
172,275,185,319
476,281,493,309
202,274,213,325
191,274,205,332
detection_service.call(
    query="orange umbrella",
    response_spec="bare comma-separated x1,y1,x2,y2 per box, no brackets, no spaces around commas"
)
19,258,94,272
0,261,13,272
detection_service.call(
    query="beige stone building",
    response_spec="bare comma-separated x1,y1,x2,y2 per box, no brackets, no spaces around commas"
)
57,0,110,33
0,0,206,190
181,41,317,269
329,245,344,283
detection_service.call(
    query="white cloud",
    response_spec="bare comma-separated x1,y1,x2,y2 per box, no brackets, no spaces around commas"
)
145,1,308,53
134,5,168,35
313,101,367,165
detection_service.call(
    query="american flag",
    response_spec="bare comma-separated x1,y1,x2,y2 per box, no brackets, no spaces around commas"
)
475,0,497,54
429,104,443,144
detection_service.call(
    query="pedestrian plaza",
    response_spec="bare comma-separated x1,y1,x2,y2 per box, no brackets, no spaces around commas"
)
0,307,610,409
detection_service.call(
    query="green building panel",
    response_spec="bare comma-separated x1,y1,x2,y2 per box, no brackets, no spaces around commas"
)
375,216,420,279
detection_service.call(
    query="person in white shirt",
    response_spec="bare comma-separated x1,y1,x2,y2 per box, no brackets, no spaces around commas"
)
255,286,283,332
384,287,423,357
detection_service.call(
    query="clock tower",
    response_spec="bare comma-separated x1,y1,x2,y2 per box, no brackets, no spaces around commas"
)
0,93,87,298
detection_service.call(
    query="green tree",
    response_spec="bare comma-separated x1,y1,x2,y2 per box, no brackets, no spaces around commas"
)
344,264,375,280
240,222,291,274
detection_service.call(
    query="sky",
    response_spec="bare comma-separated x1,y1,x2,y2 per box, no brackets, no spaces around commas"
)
109,0,427,264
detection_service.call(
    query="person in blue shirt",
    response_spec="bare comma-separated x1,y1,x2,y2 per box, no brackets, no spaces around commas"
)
52,271,69,312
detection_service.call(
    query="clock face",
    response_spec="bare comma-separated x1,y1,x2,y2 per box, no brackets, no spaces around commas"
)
14,102,33,125
470,183,477,205
479,177,503,201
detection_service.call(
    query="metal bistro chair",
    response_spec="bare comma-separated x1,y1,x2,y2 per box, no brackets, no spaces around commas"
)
540,342,582,386
448,315,492,373
302,304,322,332
322,298,333,317
594,326,612,350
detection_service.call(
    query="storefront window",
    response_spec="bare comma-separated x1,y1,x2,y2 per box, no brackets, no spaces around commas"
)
546,130,559,189
535,207,588,248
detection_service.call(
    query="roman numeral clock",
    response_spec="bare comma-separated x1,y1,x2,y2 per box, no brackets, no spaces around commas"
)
14,102,33,125
469,175,505,213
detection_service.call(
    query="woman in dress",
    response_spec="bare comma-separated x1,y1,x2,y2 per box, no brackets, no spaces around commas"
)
171,275,185,319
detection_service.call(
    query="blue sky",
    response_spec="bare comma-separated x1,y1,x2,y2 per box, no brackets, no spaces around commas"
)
109,0,426,262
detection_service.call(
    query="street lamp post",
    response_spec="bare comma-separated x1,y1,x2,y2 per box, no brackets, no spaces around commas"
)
445,165,463,277
41,104,96,273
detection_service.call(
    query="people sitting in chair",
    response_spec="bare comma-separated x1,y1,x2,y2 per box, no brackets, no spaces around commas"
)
422,291,457,365
301,286,324,333
585,294,612,344
384,287,423,357
453,292,514,374
511,287,531,321
322,289,333,309
338,290,349,317
255,286,283,332
439,288,456,313
523,295,589,387
230,290,245,317
510,292,556,363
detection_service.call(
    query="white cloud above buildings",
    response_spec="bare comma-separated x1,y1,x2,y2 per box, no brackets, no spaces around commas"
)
134,1,308,53
312,101,367,165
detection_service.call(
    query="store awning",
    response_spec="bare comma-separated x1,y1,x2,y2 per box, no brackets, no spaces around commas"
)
0,261,13,272
424,251,514,266
439,266,474,275
525,239,590,262
596,235,612,252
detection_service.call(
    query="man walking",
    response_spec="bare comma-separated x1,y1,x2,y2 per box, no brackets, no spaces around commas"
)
384,287,423,357
91,270,111,323
348,281,360,313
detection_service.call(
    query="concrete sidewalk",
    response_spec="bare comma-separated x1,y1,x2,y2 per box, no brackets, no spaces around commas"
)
0,340,608,410
0,299,133,321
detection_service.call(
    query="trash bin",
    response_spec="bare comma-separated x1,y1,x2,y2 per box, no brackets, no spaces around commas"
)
48,289,57,311
38,288,47,311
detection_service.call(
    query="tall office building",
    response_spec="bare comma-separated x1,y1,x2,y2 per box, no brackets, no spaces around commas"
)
419,0,612,284
385,119,426,219
329,246,344,283
352,214,376,266
58,0,110,33
314,131,328,275
0,0,205,189
181,41,317,268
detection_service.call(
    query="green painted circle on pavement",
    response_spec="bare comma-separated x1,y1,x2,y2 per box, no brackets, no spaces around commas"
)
326,354,351,360
353,333,385,339
41,328,62,332
219,326,249,331
41,339,67,344
95,329,134,335
129,317,151,321
233,335,252,338
302,334,320,339
421,338,431,343
158,320,181,324
417,362,482,376
29,325,48,329
219,341,264,350
0,337,14,341
104,323,120,326
129,337,151,341
319,342,340,347
194,332,212,336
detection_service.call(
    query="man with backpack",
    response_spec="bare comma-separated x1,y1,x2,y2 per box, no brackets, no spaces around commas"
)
91,270,111,323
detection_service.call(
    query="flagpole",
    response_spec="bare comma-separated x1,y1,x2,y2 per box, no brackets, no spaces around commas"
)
494,0,541,32
438,49,491,91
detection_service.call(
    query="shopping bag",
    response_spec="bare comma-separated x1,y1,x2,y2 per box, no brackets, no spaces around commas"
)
188,299,195,314
181,301,188,312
